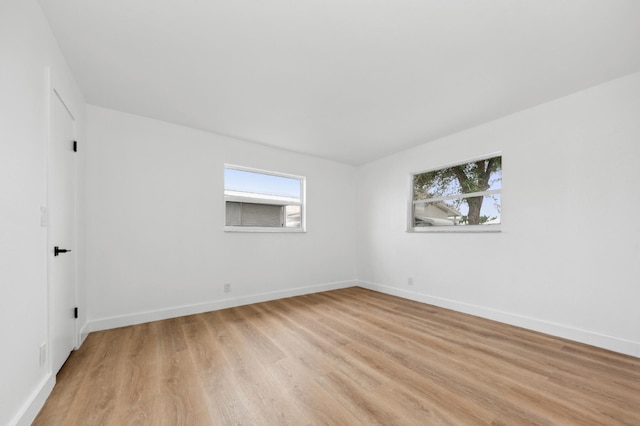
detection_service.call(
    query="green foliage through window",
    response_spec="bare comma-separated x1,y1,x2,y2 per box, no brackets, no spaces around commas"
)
412,155,501,228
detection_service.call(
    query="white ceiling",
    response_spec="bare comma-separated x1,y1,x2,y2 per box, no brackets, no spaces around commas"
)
38,0,640,165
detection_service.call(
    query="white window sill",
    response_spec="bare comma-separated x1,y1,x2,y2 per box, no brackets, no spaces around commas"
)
407,224,501,233
224,226,306,233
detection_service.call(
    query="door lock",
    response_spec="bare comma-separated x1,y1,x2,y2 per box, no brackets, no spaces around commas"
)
54,246,72,256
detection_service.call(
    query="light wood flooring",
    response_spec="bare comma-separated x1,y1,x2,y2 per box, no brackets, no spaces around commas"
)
34,287,640,425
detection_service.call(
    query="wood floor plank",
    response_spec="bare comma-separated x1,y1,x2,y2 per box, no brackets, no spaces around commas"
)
186,312,259,425
317,292,617,424
34,288,640,425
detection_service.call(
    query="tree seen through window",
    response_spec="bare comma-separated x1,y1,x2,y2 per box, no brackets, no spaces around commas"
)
412,155,501,227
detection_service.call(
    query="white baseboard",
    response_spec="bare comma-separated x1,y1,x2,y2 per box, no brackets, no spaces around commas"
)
358,281,640,358
12,373,55,426
78,321,89,348
85,280,356,333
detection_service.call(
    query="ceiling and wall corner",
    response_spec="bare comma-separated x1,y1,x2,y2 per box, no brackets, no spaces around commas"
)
36,0,640,165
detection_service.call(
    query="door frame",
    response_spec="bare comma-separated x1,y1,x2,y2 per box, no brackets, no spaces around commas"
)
45,66,79,374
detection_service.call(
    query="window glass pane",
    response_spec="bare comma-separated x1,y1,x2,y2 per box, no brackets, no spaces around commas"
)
225,201,242,226
240,203,283,227
414,200,463,226
224,166,305,230
412,155,501,229
458,194,501,225
285,205,301,228
224,168,300,199
413,195,501,227
414,156,501,197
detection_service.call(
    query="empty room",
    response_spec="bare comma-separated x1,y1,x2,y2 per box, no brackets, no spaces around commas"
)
2,0,639,424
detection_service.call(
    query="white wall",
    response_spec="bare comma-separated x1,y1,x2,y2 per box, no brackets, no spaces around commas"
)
0,1,85,425
84,106,357,331
357,72,640,357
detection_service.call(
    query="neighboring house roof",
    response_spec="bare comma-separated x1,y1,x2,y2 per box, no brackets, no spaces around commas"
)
224,190,300,206
414,201,463,226
414,216,456,226
415,200,462,217
432,202,462,217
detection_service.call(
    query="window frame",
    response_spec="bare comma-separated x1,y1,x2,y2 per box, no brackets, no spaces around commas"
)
224,164,306,233
407,152,502,233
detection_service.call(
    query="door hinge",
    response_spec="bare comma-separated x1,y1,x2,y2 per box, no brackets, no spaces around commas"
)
73,140,77,152
74,307,78,319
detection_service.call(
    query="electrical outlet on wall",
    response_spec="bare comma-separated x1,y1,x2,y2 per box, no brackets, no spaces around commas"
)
408,277,414,286
224,283,231,293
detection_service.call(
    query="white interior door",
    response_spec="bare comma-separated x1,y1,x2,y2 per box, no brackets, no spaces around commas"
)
49,89,76,374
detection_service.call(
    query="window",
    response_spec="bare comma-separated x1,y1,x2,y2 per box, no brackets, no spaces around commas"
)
224,165,305,232
410,154,502,232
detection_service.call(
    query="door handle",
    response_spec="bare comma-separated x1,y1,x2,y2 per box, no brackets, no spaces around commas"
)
54,246,72,256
